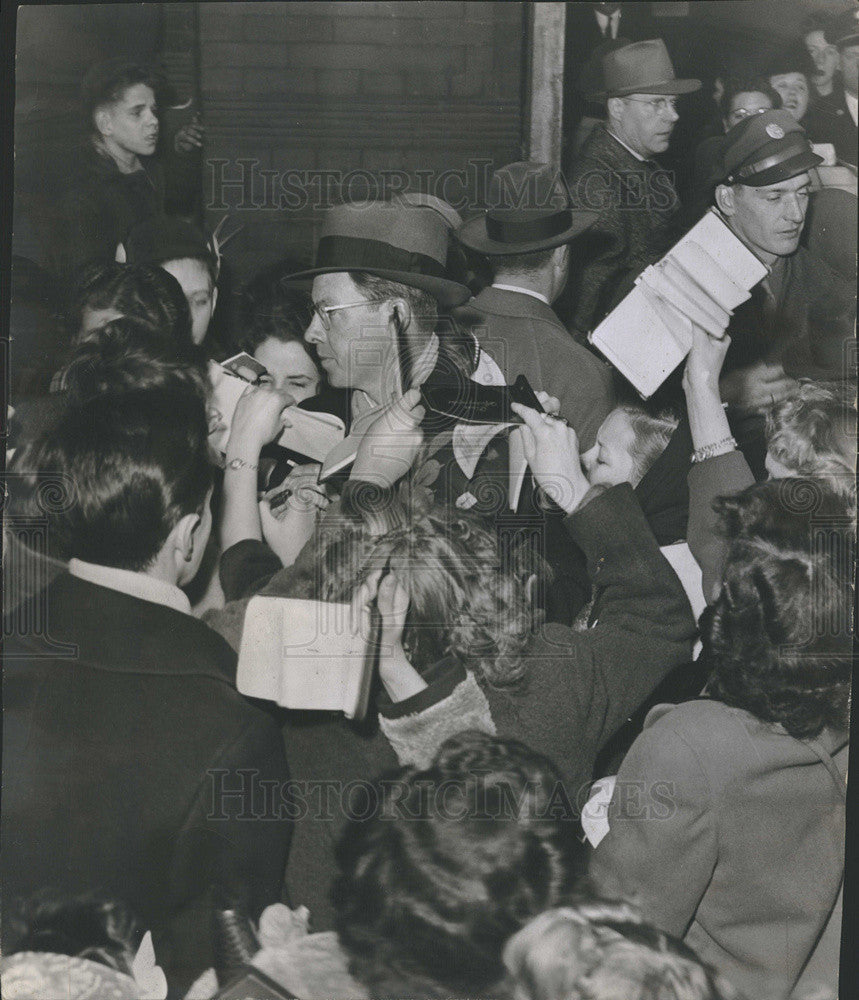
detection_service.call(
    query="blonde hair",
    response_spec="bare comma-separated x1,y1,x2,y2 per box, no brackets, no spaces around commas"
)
766,381,856,500
504,903,741,1000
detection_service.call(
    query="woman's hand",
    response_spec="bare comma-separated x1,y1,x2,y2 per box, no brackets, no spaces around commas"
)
682,322,731,394
718,359,798,414
511,403,590,515
350,388,426,487
350,569,427,703
226,383,296,462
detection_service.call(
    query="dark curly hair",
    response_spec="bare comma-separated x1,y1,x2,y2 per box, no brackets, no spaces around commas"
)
702,479,854,739
334,731,582,999
56,316,208,406
11,891,142,977
237,259,313,354
69,262,194,349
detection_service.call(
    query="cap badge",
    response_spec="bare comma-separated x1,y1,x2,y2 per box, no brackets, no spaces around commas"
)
765,123,785,139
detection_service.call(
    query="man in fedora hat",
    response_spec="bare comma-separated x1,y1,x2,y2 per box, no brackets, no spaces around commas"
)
567,38,700,333
455,160,615,455
709,108,855,474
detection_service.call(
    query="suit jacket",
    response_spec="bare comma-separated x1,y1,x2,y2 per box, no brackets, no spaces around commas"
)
591,699,848,1000
453,286,615,452
806,87,858,166
567,125,681,333
2,573,291,994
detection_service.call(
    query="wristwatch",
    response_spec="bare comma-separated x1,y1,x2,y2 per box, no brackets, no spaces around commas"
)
226,457,259,472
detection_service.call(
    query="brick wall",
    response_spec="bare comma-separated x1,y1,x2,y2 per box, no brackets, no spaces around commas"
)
197,2,526,283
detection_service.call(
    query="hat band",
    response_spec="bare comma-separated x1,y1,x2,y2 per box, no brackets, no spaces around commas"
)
485,209,573,244
731,141,812,182
315,235,447,279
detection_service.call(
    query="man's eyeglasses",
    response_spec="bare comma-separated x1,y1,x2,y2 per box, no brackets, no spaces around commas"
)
624,96,679,115
730,107,769,122
310,300,373,331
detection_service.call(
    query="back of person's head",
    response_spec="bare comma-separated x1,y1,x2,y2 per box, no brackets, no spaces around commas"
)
70,262,194,349
504,902,741,1000
80,58,159,132
21,387,212,571
319,500,542,687
57,315,208,405
766,381,856,501
702,480,854,739
334,731,581,999
10,891,142,977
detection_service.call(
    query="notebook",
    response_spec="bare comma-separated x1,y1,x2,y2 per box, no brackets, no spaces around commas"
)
589,209,769,398
208,361,346,462
237,597,375,720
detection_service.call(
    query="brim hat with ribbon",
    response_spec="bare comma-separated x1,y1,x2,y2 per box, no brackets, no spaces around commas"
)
118,215,219,273
456,161,599,256
718,109,823,187
285,201,471,308
824,6,859,48
588,38,701,100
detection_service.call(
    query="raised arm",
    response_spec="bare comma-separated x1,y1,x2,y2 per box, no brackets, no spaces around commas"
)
682,325,755,602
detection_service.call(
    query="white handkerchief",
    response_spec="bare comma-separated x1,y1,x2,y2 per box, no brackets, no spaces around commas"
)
581,775,617,849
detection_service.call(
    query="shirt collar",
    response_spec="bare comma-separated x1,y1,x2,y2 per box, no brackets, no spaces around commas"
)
845,90,858,126
68,558,191,615
606,128,647,162
491,282,551,305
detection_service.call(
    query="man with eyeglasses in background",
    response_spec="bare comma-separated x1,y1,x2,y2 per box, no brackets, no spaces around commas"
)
566,39,700,333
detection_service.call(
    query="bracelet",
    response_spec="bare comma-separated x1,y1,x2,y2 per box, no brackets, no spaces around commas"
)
690,436,737,464
226,456,259,472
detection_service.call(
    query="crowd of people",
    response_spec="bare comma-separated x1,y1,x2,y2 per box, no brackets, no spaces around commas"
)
3,7,856,1000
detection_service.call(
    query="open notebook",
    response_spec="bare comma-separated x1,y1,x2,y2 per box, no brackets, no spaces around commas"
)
237,597,375,720
589,209,770,398
209,361,346,463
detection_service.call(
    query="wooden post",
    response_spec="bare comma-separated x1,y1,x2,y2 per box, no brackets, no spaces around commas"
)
527,3,566,168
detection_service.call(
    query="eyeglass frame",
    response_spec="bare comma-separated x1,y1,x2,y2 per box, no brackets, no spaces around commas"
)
728,106,770,123
309,299,376,331
622,95,680,115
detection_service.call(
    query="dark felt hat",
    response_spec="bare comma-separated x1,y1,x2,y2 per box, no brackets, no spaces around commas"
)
285,202,470,308
588,38,701,100
456,161,598,256
825,6,859,48
719,109,822,186
120,216,216,269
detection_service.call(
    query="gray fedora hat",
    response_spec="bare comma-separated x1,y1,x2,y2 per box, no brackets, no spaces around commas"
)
589,38,701,100
285,201,470,308
456,161,598,256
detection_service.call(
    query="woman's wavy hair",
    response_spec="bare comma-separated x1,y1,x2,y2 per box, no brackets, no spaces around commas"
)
56,316,208,406
702,479,854,739
318,492,543,687
237,259,314,353
68,262,194,349
504,902,742,1000
616,406,679,486
334,731,582,1000
718,73,781,121
766,380,856,501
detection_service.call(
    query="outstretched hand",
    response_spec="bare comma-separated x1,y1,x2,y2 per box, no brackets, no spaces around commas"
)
511,403,590,514
173,117,205,154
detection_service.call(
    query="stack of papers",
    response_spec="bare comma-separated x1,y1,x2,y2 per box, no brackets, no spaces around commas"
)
589,209,770,398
